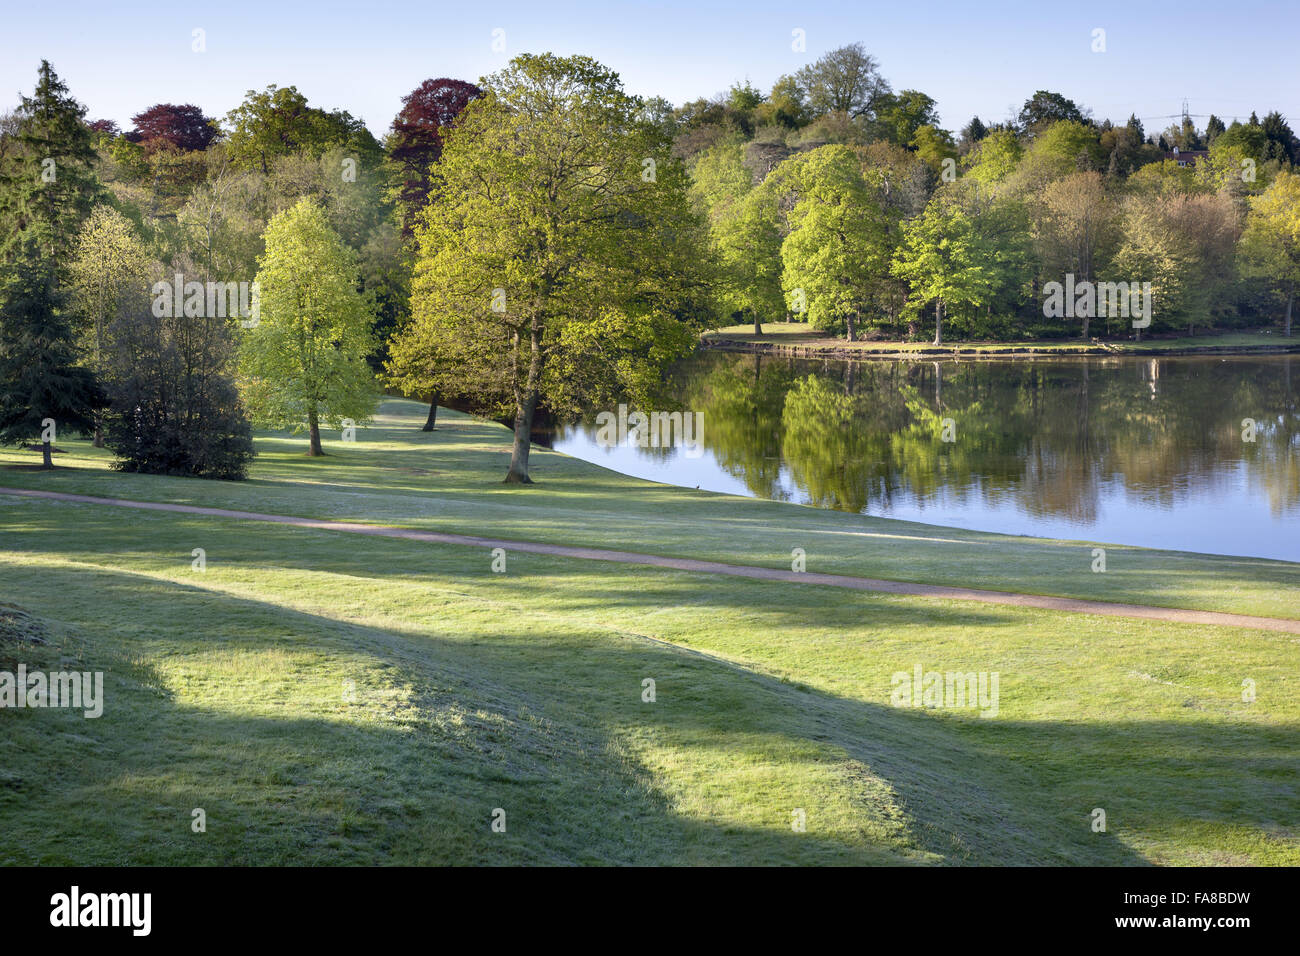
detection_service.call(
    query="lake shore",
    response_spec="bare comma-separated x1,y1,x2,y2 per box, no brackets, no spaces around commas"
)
703,323,1300,359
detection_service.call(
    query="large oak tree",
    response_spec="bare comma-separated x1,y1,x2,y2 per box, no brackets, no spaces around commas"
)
389,54,712,483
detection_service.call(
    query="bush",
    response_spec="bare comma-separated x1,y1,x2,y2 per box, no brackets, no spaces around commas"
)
103,306,255,479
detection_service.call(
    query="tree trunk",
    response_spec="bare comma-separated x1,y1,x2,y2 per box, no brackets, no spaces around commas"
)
846,311,856,343
307,406,323,456
422,396,439,431
1286,288,1294,337
504,392,537,483
505,321,544,484
933,298,943,346
41,440,52,470
753,310,762,337
1081,311,1090,339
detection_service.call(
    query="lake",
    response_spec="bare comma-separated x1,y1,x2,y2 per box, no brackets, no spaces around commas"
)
552,350,1300,562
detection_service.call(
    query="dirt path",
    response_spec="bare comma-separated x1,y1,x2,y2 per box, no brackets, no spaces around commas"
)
4,486,1298,634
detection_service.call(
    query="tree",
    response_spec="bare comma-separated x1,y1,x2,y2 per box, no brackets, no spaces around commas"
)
1017,91,1087,136
891,194,999,345
0,61,104,270
754,75,809,129
959,116,988,152
223,85,381,173
389,54,712,483
101,294,255,479
386,78,482,237
1039,172,1114,337
910,124,958,175
0,264,104,468
239,198,378,455
779,146,889,340
130,104,218,152
69,205,152,444
1240,170,1300,336
688,136,780,334
715,178,785,333
795,43,891,121
1260,111,1300,165
87,119,121,141
876,90,941,147
1109,192,1194,336
1020,120,1104,181
964,129,1023,186
727,80,765,112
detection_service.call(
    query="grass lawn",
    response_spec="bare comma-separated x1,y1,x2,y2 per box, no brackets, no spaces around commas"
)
704,322,1300,355
1,399,1297,865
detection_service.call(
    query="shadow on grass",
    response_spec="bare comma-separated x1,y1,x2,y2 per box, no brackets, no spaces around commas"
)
6,550,1282,865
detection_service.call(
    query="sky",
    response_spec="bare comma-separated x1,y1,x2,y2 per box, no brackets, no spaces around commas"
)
2,0,1297,138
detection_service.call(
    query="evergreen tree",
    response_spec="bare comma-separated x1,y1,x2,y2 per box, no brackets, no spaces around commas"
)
0,264,104,468
0,61,103,271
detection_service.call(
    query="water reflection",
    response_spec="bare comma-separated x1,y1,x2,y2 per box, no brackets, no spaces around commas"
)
553,352,1299,561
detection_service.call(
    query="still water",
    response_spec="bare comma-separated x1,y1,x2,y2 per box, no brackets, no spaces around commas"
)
553,351,1300,562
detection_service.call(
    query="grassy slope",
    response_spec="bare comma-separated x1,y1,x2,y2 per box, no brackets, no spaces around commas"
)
704,322,1300,354
1,400,1297,865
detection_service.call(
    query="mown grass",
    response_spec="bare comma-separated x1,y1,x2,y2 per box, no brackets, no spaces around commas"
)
0,399,1295,619
704,322,1300,354
0,400,1297,865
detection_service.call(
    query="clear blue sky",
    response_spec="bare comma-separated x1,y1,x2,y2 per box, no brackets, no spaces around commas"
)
3,0,1296,137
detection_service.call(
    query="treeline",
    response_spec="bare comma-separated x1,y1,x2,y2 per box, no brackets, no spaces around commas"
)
676,43,1300,342
0,62,475,475
0,49,1297,483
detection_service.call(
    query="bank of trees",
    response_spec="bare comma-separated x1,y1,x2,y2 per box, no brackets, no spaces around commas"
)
1,48,1297,482
0,62,414,473
679,47,1299,341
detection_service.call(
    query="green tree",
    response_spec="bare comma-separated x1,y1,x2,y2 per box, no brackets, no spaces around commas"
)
1017,91,1087,136
910,124,958,176
223,85,381,174
795,43,891,121
389,54,711,483
1038,172,1115,337
876,90,940,146
1240,170,1300,336
0,264,104,468
963,129,1023,186
780,146,889,340
891,194,998,344
0,61,104,270
715,185,785,333
240,198,378,455
754,75,809,129
69,204,153,444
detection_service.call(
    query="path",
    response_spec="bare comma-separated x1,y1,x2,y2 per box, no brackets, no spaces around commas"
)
3,486,1297,634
